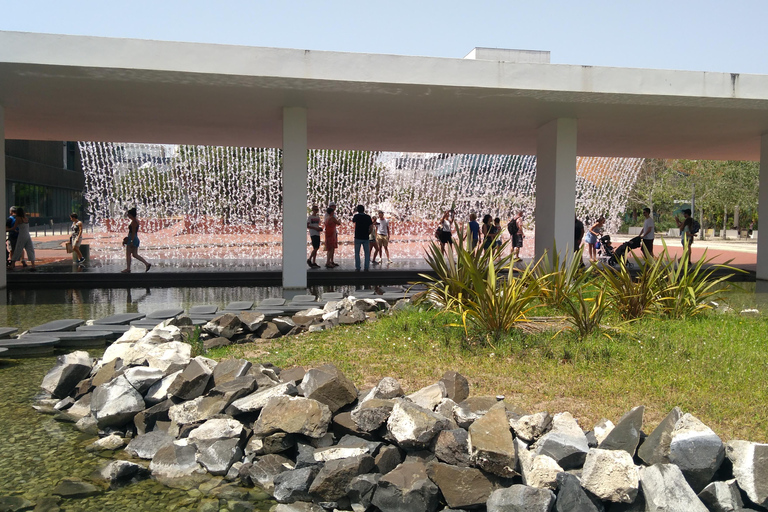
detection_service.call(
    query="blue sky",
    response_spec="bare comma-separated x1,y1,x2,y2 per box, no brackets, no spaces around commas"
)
2,0,768,74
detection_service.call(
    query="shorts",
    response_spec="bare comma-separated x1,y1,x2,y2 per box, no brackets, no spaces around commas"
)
512,234,523,248
585,232,597,245
376,234,389,247
310,235,320,250
438,230,453,245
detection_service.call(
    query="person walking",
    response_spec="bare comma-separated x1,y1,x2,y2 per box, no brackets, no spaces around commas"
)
438,209,455,254
122,207,151,273
675,208,694,264
508,210,524,261
324,204,339,268
574,216,585,252
306,204,322,268
491,217,503,255
352,205,374,271
585,216,605,262
70,213,85,263
481,214,493,252
468,212,480,251
6,206,20,268
9,207,35,271
372,210,392,264
638,207,655,257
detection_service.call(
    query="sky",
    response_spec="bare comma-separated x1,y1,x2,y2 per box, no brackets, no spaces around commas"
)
2,0,768,74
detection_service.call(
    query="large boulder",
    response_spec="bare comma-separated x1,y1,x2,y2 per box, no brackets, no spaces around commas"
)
554,472,604,512
454,396,499,428
90,374,145,428
580,448,639,503
426,461,496,509
227,382,298,415
299,364,358,413
533,411,589,469
725,440,768,508
598,405,644,456
239,311,266,332
697,479,745,512
351,398,395,432
308,454,375,502
144,341,191,372
639,463,708,512
167,356,213,400
149,440,206,480
212,358,252,387
273,466,320,503
195,437,244,476
123,366,164,394
468,401,517,478
253,396,332,439
517,439,562,490
346,473,381,512
125,430,175,459
637,407,682,465
203,313,242,339
371,461,440,512
95,460,149,487
386,399,451,450
486,485,556,512
438,371,470,403
432,428,471,467
510,412,552,443
167,395,228,425
668,413,724,492
407,383,446,411
134,399,175,435
144,370,182,405
246,433,296,458
41,351,93,399
241,453,294,491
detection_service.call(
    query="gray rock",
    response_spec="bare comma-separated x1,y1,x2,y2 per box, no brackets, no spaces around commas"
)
438,371,470,403
246,433,296,457
227,381,297,415
75,414,99,435
351,398,395,432
554,472,604,512
387,399,452,450
273,503,324,512
86,433,125,452
468,402,517,478
511,412,553,443
278,366,306,384
726,440,768,508
372,461,440,512
149,440,206,479
123,366,164,394
273,466,320,503
347,473,381,512
95,460,149,485
698,479,745,512
454,396,499,428
188,418,245,442
195,437,244,476
591,418,615,446
668,413,724,492
203,337,231,350
90,374,145,428
426,461,496,509
52,478,101,498
638,407,683,465
308,454,375,501
166,395,224,425
66,393,93,419
143,341,191,373
580,448,639,503
41,351,93,398
432,428,471,467
33,496,62,512
486,485,556,512
0,496,35,512
238,311,266,332
167,357,213,400
640,463,708,512
253,396,332,439
125,430,175,459
134,399,175,435
517,439,562,490
144,370,183,405
374,444,404,475
241,454,294,491
369,376,404,400
273,317,297,335
407,383,446,411
598,406,644,456
533,412,589,469
91,357,123,387
299,364,358,413
203,313,242,339
212,358,252,387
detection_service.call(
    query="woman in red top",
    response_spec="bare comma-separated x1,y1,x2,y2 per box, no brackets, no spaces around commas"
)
324,206,339,268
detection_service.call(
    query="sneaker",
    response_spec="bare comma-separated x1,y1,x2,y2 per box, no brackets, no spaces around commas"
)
78,257,86,264
307,258,313,267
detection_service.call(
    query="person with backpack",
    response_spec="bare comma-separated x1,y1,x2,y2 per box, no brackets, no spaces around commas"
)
507,210,524,261
675,208,695,264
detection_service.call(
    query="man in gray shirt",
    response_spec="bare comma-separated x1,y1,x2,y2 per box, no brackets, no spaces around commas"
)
639,207,655,257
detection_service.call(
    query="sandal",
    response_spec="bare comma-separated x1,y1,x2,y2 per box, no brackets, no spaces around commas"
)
121,269,131,273
145,263,152,272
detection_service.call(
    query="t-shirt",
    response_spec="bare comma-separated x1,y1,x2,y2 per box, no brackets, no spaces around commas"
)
376,218,389,235
307,214,321,237
6,216,17,239
352,213,373,240
642,217,655,240
468,220,480,240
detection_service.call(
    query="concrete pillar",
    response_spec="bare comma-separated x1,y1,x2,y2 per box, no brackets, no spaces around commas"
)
0,105,5,290
757,133,768,281
535,118,578,260
282,107,308,289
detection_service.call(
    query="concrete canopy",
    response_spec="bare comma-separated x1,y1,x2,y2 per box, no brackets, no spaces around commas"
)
1,30,768,160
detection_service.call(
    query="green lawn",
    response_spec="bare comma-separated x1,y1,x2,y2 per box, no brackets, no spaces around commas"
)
215,306,768,443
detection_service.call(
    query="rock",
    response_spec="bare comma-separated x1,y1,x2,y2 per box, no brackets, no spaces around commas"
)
195,437,244,476
372,461,440,512
367,376,404,400
246,433,296,457
253,396,332,439
203,314,242,339
511,412,553,443
533,411,589,469
351,398,395,432
426,461,496,509
332,411,376,440
90,374,145,428
454,396,499,428
434,398,459,427
212,358,252,387
75,415,99,435
241,454,294,491
591,419,615,446
486,485,556,512
347,473,381,512
308,454,375,501
209,375,258,403
0,496,34,512
33,496,61,512
134,399,175,434
580,448,639,503
554,472,604,512
668,413,724,492
698,479,745,512
145,324,183,344
167,357,213,400
517,440,562,490
144,341,192,373
273,503,324,512
638,406,683,465
188,418,245,442
273,466,320,503
238,311,266,332
144,370,183,405
91,358,123,387
438,371,470,403
125,430,175,459
86,433,125,452
203,337,231,350
279,367,306,384
468,402,517,478
66,393,93,419
299,364,358,413
41,351,93,399
273,317,297,335
598,406,644,456
432,428,471,467
387,399,452,450
407,383,446,411
115,326,149,344
95,460,148,486
149,440,206,479
123,366,164,393
374,444,404,475
52,478,101,499
639,463,708,512
725,440,768,508
227,382,298,415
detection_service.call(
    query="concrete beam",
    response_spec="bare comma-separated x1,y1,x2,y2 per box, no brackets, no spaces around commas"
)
1,105,5,289
282,107,308,290
758,132,768,281
535,118,578,260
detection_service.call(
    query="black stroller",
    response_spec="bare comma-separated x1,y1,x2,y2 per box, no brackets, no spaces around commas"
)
599,234,642,267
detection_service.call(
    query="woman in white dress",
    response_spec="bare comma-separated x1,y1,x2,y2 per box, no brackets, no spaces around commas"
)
10,207,35,271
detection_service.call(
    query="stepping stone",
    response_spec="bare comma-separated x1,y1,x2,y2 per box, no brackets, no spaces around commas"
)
381,292,407,301
0,347,6,356
77,324,131,335
188,314,217,322
252,309,285,319
350,291,377,299
224,301,254,311
381,286,404,293
190,305,219,315
0,336,60,357
290,295,317,303
259,298,286,307
29,319,85,333
48,331,112,348
145,308,184,320
188,318,208,326
0,327,19,339
93,313,146,325
321,292,344,301
130,319,165,329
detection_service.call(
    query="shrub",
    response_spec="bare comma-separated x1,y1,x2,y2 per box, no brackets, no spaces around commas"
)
529,244,593,310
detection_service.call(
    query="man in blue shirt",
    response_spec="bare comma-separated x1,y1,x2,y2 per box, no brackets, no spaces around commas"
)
6,206,18,267
352,205,374,271
468,213,480,250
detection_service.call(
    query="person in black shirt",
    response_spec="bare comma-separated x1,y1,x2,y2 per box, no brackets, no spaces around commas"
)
352,205,374,271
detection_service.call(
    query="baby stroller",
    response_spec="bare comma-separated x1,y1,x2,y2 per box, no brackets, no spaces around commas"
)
599,234,642,267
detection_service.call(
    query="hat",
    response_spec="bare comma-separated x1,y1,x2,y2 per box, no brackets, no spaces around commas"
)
329,202,336,207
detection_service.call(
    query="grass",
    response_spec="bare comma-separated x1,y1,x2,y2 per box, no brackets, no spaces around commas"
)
218,306,768,444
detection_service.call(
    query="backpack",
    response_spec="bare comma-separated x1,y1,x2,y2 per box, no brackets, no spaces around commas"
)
692,220,701,234
507,219,518,236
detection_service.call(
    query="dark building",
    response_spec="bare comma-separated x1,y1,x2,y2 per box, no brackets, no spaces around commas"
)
5,140,85,224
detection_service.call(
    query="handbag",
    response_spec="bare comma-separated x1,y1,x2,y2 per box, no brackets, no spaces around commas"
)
65,241,73,253
122,237,130,246
435,227,442,239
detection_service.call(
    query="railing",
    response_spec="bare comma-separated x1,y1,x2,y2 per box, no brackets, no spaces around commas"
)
29,222,95,237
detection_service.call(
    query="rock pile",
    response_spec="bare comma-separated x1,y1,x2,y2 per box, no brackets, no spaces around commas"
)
36,319,768,511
